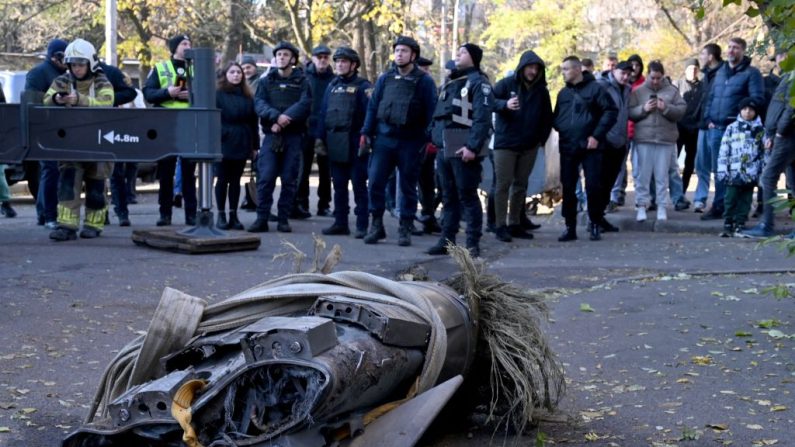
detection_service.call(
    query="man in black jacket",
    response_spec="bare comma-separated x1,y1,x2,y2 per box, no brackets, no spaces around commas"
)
427,43,493,258
25,38,68,229
295,44,334,219
491,50,553,241
553,56,618,242
673,58,702,196
739,72,794,238
247,41,311,233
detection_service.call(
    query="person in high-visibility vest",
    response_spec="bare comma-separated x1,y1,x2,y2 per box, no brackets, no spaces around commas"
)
44,38,115,241
143,34,197,226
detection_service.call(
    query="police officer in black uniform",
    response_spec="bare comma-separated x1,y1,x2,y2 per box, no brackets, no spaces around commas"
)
427,43,494,258
360,35,437,247
314,47,373,238
247,41,311,233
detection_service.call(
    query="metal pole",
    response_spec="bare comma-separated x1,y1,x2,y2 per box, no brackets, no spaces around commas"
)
105,0,118,66
180,48,224,237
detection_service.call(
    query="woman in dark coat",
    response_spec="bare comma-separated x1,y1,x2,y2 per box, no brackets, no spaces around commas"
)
215,62,258,229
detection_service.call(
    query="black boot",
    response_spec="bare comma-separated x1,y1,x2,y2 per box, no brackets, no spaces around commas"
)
1,201,17,218
598,218,619,233
398,218,412,246
508,224,534,239
49,226,78,241
247,217,269,232
277,218,292,233
364,216,386,244
79,226,102,239
118,212,131,227
216,211,229,230
494,225,512,242
427,237,454,255
558,226,577,242
322,222,350,235
588,222,601,241
720,221,734,238
156,214,172,226
466,239,481,258
228,211,244,230
422,216,442,234
520,211,541,230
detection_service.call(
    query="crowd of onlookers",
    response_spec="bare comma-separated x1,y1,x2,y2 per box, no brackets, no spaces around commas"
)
2,33,793,252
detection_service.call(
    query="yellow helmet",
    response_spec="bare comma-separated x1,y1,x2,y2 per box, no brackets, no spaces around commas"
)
64,38,99,72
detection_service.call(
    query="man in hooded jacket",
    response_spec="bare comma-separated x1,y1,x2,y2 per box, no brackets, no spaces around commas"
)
491,50,553,242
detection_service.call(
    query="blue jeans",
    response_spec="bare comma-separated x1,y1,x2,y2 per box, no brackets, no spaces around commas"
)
174,158,182,195
330,155,369,231
694,128,726,209
256,133,303,220
36,160,60,223
367,138,424,219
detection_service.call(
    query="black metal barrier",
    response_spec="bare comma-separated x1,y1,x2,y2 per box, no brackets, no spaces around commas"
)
0,48,221,164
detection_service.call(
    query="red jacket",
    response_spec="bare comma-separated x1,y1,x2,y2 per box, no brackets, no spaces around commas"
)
627,74,645,141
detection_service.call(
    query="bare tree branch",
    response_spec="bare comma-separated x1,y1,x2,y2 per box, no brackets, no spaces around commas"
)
655,0,693,47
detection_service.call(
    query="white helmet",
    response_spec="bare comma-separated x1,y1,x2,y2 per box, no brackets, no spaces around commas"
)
64,38,99,72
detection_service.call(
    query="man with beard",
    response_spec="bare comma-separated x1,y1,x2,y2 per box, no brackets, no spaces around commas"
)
700,37,764,220
553,56,618,242
491,50,553,242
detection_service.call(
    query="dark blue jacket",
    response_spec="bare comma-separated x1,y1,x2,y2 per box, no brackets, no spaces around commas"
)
305,62,334,138
493,50,553,150
764,72,794,138
24,59,66,94
254,67,311,135
704,56,764,129
361,64,437,144
316,73,372,150
98,62,137,107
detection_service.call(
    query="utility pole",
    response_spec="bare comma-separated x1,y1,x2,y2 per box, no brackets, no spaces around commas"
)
440,0,447,84
105,0,118,66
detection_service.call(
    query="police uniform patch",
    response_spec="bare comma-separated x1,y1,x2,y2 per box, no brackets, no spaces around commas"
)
482,84,491,95
460,87,468,98
346,86,356,93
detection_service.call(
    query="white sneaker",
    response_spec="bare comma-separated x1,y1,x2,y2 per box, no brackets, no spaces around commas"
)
657,207,668,221
693,201,705,213
636,207,647,222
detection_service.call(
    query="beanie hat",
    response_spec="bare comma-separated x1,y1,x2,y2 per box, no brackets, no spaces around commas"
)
615,60,633,71
241,55,257,67
168,34,190,55
47,39,68,59
738,97,758,113
461,43,483,69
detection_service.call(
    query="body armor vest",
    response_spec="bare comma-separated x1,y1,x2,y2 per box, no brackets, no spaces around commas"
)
325,76,367,131
376,67,424,127
434,74,476,127
265,73,304,112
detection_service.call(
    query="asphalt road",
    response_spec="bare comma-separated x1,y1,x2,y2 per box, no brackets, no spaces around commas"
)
0,192,793,447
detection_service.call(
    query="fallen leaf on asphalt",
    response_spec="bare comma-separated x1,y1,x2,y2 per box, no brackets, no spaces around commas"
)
677,378,692,384
584,432,602,441
747,424,764,430
752,440,778,446
0,402,15,410
720,390,736,395
691,356,713,365
770,405,787,412
680,427,700,440
766,330,787,339
757,319,780,329
706,423,728,431
580,303,595,313
735,331,753,337
0,426,10,433
20,408,36,414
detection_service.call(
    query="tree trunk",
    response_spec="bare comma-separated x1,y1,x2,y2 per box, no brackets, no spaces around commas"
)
222,0,245,64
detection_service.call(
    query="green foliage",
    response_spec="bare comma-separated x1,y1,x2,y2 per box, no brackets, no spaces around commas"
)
481,0,586,95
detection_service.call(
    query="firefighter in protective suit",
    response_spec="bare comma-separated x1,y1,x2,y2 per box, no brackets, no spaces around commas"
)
315,47,373,238
44,39,114,241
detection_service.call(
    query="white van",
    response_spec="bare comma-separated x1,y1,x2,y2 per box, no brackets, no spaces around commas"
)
0,70,28,103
